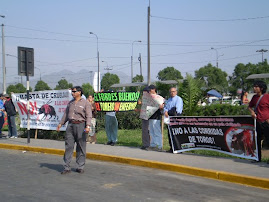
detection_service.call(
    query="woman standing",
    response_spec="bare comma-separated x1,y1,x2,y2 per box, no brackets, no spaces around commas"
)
87,95,97,144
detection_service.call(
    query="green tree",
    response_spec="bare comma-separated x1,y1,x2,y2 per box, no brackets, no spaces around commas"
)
156,67,183,98
101,73,120,91
179,74,203,116
195,63,228,93
7,83,27,94
229,60,269,95
34,80,51,91
157,66,183,81
82,83,94,98
54,79,73,90
132,74,144,82
125,75,144,92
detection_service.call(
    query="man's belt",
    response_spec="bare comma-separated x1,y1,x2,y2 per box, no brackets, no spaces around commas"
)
70,120,85,124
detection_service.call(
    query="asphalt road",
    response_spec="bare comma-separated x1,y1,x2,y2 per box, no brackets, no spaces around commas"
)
0,149,268,202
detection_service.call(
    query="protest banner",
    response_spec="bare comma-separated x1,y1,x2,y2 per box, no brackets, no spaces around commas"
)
94,92,140,112
139,91,164,120
12,90,72,131
167,116,258,161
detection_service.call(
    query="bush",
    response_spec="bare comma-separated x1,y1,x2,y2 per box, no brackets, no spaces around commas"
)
193,104,250,116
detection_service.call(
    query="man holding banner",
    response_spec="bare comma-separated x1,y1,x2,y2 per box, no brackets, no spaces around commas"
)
148,85,164,151
164,87,183,153
248,80,269,162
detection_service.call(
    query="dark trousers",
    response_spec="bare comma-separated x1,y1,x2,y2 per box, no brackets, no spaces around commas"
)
142,119,150,147
7,115,17,137
256,121,269,161
63,122,86,170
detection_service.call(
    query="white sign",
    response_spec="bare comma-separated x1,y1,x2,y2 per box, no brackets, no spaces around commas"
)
12,90,73,131
139,92,164,120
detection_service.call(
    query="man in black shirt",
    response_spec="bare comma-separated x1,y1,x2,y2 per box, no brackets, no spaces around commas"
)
3,94,18,138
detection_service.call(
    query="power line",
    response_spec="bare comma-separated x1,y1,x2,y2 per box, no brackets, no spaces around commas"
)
151,15,269,22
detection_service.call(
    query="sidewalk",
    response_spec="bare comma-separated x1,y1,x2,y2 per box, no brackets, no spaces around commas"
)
0,133,269,189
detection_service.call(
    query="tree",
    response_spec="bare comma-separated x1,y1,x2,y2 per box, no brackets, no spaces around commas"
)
132,74,144,82
228,60,269,95
195,63,228,93
34,80,51,91
7,83,27,94
101,73,120,91
82,83,94,98
156,67,183,98
157,66,183,81
179,74,202,116
54,79,73,90
125,75,144,92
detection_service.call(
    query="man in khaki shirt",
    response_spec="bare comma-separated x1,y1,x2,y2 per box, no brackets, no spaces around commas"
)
57,86,92,174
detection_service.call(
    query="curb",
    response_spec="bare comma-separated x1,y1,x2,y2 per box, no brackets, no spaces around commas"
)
1,143,269,190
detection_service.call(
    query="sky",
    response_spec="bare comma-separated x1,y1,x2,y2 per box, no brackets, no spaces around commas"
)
1,0,269,89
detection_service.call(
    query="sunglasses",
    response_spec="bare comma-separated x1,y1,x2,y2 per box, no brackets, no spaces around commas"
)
72,90,77,93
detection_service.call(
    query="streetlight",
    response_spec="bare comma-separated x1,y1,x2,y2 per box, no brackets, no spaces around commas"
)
102,60,112,72
131,40,142,82
89,32,100,91
35,67,41,81
256,49,268,63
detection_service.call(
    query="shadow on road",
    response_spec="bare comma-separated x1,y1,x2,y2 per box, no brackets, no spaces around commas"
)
39,163,63,172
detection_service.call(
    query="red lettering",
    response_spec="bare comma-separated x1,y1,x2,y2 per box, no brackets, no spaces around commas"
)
17,102,27,115
17,102,37,115
114,102,120,111
95,103,101,111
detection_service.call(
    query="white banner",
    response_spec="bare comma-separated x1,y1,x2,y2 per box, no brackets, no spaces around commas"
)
12,90,73,131
139,92,164,120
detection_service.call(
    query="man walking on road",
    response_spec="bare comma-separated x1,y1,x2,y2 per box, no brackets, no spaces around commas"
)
57,86,92,174
164,87,183,153
248,80,269,162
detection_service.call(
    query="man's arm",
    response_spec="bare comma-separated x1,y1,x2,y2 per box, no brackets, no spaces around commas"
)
176,97,183,114
248,106,256,119
84,101,92,133
56,104,69,131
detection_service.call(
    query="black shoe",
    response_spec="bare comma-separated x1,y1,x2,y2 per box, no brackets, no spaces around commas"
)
105,141,112,145
251,160,261,163
61,170,71,175
166,149,173,153
76,168,84,174
111,142,116,146
140,146,149,150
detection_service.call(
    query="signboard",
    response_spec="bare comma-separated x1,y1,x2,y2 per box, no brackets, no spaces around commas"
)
94,92,140,112
12,90,72,131
139,91,164,120
18,46,34,76
167,116,258,161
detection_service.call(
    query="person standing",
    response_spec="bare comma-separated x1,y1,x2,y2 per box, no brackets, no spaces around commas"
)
105,111,118,146
148,85,164,151
139,86,150,150
87,94,97,144
3,94,18,138
248,80,269,162
163,87,183,152
57,86,92,174
0,94,5,138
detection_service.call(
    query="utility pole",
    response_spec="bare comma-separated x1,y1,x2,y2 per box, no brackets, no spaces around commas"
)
138,53,142,79
1,23,6,94
147,1,151,86
256,49,268,63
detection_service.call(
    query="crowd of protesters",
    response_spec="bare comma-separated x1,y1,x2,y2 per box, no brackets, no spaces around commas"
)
1,80,269,174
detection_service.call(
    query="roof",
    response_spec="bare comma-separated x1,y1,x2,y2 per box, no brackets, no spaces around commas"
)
246,73,269,79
